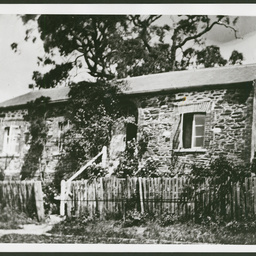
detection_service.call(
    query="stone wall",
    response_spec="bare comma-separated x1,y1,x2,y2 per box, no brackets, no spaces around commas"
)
130,84,254,173
0,105,66,180
0,83,254,179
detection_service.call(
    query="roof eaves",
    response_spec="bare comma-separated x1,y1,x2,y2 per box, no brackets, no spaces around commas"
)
123,80,254,96
0,98,69,110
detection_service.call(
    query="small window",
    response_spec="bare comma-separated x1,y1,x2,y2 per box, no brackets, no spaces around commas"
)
182,113,206,149
3,126,20,154
57,120,70,152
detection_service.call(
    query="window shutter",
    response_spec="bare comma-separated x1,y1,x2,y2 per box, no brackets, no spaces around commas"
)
0,127,5,153
9,126,20,154
173,115,182,149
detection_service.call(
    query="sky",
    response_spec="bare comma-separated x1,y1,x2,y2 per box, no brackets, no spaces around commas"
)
1,4,256,103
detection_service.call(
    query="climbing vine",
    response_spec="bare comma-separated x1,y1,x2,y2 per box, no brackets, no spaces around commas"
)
54,80,125,189
21,96,51,179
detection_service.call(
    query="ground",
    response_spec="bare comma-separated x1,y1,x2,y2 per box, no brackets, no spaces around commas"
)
0,215,256,244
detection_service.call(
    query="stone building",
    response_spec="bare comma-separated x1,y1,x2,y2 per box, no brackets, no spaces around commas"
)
0,64,256,179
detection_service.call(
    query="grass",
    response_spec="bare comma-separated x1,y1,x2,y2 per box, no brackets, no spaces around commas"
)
0,206,38,229
1,220,256,244
1,217,256,244
1,211,256,244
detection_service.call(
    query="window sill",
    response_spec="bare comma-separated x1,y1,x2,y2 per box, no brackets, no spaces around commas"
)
174,148,207,153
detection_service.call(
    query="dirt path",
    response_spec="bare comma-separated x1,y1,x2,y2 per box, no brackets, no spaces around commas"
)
0,215,64,236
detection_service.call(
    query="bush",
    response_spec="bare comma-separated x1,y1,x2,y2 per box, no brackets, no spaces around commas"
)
188,155,253,222
122,210,148,227
155,209,180,227
50,212,98,235
0,168,4,181
136,157,162,177
42,183,59,215
114,139,139,178
0,204,38,229
225,220,256,234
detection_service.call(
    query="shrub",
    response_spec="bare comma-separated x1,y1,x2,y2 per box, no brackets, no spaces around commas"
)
0,168,4,181
225,220,256,234
114,139,139,178
187,155,253,222
155,209,180,227
42,183,59,215
0,204,38,229
122,210,148,227
136,157,161,177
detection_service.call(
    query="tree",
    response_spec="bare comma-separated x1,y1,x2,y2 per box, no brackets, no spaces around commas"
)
15,15,240,88
196,45,227,68
229,50,244,65
115,15,240,77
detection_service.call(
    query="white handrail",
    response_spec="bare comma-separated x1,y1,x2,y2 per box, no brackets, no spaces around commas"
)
67,146,107,182
60,146,107,216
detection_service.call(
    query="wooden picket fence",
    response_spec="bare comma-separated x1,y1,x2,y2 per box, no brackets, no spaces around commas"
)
194,177,256,221
60,176,192,219
0,180,45,221
60,176,256,221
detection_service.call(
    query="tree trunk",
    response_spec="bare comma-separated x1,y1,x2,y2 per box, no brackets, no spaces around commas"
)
170,31,178,71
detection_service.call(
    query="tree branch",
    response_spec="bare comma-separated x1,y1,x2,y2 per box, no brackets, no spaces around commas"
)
217,22,241,39
176,17,222,48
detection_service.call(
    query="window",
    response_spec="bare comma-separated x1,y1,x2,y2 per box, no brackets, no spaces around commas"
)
2,126,20,154
181,113,206,149
57,120,70,152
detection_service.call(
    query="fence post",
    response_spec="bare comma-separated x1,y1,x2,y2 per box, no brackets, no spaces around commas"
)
60,180,66,216
66,181,72,217
34,181,45,221
138,177,144,214
102,146,107,168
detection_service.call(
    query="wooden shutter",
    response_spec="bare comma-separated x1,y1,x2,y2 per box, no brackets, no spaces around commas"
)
173,115,182,150
0,127,5,153
9,126,20,154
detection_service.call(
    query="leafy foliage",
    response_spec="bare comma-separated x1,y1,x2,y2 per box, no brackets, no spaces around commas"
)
21,97,51,180
155,209,180,227
196,45,227,68
30,63,73,89
122,210,148,227
0,167,4,181
136,157,162,177
54,80,124,189
113,133,165,178
42,183,59,215
187,156,252,222
113,140,139,178
15,15,240,88
229,50,244,65
0,204,38,229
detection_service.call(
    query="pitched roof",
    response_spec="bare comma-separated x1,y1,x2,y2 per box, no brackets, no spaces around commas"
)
1,64,256,108
124,63,256,94
0,86,70,108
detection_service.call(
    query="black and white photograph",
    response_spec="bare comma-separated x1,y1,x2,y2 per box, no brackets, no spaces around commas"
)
1,4,256,250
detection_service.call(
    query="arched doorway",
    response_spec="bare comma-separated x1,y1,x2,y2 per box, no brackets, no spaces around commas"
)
109,100,138,160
